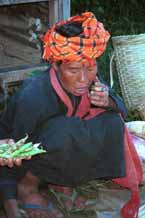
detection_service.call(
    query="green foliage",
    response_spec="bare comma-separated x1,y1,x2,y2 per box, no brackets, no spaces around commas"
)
71,0,145,120
71,0,145,35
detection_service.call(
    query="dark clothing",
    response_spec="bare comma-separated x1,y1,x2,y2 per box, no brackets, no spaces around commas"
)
0,69,127,198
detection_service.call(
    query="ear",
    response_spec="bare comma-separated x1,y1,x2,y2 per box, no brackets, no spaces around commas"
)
52,62,59,72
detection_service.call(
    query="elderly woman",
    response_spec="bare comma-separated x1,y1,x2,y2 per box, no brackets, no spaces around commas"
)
0,12,142,218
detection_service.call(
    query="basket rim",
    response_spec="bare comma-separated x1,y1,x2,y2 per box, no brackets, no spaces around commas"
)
112,33,145,46
112,33,145,39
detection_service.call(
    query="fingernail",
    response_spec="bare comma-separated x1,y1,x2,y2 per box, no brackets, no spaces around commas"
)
94,87,103,92
95,82,100,85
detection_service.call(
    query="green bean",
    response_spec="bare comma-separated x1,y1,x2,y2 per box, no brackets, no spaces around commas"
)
15,135,28,147
0,143,16,153
33,143,41,148
20,147,33,153
0,136,46,159
11,142,32,158
10,145,18,152
20,143,42,153
0,153,11,158
18,148,46,158
0,145,12,158
0,149,5,153
0,144,10,150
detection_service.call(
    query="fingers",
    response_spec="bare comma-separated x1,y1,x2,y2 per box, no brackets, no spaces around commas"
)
0,156,31,167
13,158,22,166
91,82,108,93
0,140,7,145
0,158,6,166
7,139,15,145
13,156,32,166
90,94,109,106
0,158,14,167
0,138,15,145
90,97,108,107
89,82,109,107
25,156,32,160
0,158,22,167
7,158,15,168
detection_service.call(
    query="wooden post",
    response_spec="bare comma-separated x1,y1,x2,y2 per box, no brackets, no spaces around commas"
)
49,0,70,26
0,65,49,84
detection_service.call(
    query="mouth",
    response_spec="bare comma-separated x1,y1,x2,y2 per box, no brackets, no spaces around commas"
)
74,87,88,95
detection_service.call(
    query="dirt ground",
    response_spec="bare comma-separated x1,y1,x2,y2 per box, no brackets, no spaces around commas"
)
0,164,144,218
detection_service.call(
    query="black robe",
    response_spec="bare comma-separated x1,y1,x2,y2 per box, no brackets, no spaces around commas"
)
0,69,127,188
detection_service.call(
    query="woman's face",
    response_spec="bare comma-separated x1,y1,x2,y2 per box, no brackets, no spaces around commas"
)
55,60,97,96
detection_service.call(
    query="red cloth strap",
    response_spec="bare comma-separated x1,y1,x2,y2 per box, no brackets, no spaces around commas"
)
50,67,73,116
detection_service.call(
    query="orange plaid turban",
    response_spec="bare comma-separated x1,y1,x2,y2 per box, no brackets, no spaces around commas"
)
42,12,110,63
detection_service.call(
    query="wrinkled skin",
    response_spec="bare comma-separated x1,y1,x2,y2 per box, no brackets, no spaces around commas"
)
53,60,109,107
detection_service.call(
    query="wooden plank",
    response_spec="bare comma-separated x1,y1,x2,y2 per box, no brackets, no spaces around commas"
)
0,0,48,6
49,0,70,26
0,3,50,69
0,32,42,69
0,64,49,83
49,0,59,25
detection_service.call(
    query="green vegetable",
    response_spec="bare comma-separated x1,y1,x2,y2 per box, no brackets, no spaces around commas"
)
18,148,46,158
11,142,33,158
0,153,11,158
15,135,28,147
0,136,46,159
0,144,10,150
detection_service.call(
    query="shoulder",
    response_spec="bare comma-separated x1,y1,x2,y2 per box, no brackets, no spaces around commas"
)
18,69,51,101
22,69,51,92
12,69,54,114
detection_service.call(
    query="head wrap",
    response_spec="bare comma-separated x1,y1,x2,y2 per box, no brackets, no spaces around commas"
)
41,12,110,63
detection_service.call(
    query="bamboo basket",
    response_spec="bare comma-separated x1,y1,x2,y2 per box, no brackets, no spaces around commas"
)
112,34,145,120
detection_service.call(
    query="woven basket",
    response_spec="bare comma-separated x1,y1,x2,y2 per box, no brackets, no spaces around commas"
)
112,34,145,120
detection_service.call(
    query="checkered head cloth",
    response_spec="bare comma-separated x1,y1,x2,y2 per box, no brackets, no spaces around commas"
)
41,12,110,63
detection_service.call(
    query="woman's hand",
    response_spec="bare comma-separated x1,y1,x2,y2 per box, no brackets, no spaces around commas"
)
0,158,22,168
0,139,31,168
0,138,15,145
89,82,109,107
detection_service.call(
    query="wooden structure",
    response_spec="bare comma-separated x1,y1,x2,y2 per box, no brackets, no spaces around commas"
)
0,0,70,26
0,0,70,84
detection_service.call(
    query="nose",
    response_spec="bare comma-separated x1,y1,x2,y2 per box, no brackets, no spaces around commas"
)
79,69,88,83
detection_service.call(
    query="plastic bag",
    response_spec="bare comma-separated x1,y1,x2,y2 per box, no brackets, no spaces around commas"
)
131,134,145,161
126,121,145,139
